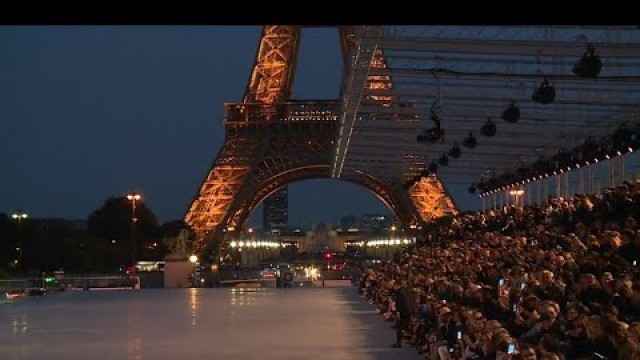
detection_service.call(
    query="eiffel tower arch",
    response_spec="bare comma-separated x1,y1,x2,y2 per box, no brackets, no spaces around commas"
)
184,26,457,254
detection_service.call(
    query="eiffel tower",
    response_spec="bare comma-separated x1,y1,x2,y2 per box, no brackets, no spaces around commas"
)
184,26,457,254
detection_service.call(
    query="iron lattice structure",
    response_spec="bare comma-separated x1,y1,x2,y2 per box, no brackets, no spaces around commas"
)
185,25,456,251
332,26,640,193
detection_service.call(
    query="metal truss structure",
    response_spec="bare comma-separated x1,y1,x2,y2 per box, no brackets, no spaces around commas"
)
185,26,457,251
332,26,640,197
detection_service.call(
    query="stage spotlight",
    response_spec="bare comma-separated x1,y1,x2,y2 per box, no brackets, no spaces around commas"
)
438,153,449,166
424,127,445,143
501,101,520,123
428,160,438,173
480,117,497,137
532,79,555,104
448,143,462,158
573,44,602,78
463,132,477,149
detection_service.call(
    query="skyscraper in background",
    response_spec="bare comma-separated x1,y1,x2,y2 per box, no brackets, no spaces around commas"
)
361,214,392,234
263,186,288,231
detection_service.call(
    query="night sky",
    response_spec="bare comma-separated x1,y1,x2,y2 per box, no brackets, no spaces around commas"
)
0,26,478,227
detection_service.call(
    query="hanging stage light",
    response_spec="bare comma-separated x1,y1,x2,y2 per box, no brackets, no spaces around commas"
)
532,79,556,104
428,160,438,173
501,101,520,123
438,153,449,166
463,132,477,149
480,117,497,137
449,143,462,158
424,127,445,143
573,44,602,78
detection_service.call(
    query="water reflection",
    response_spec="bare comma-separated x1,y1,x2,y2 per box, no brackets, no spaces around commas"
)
127,336,143,360
229,287,268,307
189,288,198,326
0,289,401,360
127,302,144,360
12,311,28,334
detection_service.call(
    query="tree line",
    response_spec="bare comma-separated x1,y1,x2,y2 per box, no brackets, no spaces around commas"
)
0,196,189,278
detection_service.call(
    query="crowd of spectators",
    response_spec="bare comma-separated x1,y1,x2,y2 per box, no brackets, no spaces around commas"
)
359,180,640,359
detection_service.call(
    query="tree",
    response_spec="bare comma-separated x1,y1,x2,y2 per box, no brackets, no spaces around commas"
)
0,213,17,276
87,196,160,267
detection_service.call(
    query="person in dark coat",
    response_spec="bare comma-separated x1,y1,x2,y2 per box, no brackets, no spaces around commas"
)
391,280,416,348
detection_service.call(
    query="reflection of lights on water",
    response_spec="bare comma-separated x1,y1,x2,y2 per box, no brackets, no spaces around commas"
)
190,288,198,325
128,337,143,360
12,315,28,334
230,288,264,307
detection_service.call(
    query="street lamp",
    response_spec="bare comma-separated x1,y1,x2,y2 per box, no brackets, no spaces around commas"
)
126,193,142,266
12,210,28,272
189,254,199,287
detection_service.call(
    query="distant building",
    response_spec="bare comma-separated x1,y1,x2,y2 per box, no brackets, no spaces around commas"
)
263,186,288,231
299,222,342,253
361,214,392,234
340,215,358,231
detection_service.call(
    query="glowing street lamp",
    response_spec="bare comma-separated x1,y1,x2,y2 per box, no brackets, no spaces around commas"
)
126,193,142,265
12,210,28,271
126,193,142,223
189,254,199,287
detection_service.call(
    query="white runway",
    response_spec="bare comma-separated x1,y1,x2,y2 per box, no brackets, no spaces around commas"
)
1,287,420,360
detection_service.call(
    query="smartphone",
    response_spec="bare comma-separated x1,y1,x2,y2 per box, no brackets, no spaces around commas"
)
634,260,638,266
507,343,516,355
593,352,605,359
520,283,526,290
556,245,562,251
442,299,447,304
456,331,462,340
512,303,518,312
498,278,505,286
